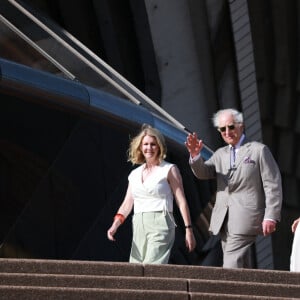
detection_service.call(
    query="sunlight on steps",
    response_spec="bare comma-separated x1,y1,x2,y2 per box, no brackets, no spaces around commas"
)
0,258,299,299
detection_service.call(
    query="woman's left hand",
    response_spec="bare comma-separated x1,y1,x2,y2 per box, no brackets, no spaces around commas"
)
185,229,196,252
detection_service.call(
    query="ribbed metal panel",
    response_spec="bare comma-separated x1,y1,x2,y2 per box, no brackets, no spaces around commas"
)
228,0,262,142
228,0,273,269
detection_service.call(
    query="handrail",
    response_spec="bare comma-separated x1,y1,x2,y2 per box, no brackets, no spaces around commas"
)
0,14,75,80
8,0,188,133
3,0,214,155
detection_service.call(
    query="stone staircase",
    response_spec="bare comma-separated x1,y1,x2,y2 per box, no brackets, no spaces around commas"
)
0,258,299,299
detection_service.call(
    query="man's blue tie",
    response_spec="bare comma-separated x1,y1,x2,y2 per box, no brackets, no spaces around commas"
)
231,146,236,168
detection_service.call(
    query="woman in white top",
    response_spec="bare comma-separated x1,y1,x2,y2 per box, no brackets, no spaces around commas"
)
290,217,300,271
107,124,196,264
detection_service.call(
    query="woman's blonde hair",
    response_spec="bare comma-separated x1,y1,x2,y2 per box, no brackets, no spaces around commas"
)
127,124,167,165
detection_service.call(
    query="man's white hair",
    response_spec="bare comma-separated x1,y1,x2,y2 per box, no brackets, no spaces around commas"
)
212,108,243,128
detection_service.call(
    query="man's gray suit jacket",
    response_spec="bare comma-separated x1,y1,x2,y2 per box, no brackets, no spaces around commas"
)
190,140,282,236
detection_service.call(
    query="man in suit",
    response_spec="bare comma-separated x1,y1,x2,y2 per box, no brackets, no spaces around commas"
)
185,108,282,268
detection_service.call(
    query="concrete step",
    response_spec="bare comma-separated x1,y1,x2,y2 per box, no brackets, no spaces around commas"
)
0,286,298,300
0,273,187,291
145,263,300,285
190,293,297,300
189,278,300,298
0,258,143,277
0,258,299,299
0,272,299,299
0,286,188,300
1,258,298,285
0,286,296,300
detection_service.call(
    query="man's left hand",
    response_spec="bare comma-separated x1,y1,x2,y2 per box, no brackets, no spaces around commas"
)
262,220,276,236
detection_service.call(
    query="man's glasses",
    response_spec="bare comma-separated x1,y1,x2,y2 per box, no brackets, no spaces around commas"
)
218,124,236,132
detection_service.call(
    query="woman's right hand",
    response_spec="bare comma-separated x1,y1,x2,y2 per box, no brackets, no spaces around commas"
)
107,223,118,241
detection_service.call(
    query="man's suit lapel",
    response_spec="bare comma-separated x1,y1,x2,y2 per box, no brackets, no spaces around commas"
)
234,139,251,168
223,146,231,171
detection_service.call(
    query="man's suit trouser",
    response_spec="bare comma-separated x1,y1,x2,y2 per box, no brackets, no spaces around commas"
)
220,218,257,268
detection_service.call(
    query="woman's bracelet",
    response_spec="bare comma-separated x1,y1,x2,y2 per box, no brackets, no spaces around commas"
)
185,225,193,229
114,213,125,224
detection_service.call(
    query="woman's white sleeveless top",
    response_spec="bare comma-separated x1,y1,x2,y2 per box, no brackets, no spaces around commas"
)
128,160,174,213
